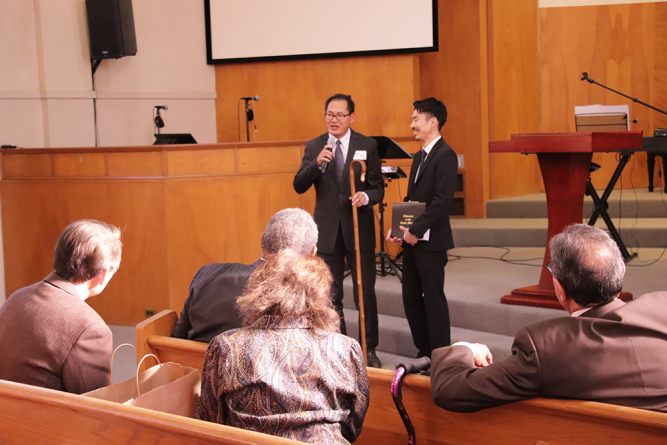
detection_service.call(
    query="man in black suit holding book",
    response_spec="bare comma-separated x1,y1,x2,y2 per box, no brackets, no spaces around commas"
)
388,97,458,358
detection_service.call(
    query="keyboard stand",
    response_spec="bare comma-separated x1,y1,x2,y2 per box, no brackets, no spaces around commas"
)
586,150,637,261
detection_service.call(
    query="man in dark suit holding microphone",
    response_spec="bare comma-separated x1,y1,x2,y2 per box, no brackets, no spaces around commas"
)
388,97,458,359
294,94,384,367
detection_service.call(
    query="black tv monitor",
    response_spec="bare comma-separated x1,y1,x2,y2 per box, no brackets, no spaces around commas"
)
153,133,197,145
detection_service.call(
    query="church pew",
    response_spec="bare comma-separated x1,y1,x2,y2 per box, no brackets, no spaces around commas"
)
137,310,667,445
0,379,300,445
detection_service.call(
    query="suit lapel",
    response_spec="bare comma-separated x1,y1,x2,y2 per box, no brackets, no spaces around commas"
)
414,138,443,185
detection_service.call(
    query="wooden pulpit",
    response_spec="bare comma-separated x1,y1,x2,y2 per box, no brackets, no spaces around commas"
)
489,132,643,309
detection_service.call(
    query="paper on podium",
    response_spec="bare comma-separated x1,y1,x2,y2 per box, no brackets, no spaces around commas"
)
574,104,630,131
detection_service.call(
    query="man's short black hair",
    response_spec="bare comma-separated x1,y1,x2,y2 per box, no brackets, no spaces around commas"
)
413,97,447,131
325,94,355,114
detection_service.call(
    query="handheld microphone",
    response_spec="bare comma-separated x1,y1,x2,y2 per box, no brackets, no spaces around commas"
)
320,135,336,174
241,95,260,101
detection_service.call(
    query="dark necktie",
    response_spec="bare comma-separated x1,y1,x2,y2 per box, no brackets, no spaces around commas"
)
416,149,427,181
335,140,345,185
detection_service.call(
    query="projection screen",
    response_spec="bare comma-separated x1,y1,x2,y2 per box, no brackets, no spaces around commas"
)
205,0,438,64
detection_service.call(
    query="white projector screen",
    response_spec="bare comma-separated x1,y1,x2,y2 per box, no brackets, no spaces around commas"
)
205,0,438,64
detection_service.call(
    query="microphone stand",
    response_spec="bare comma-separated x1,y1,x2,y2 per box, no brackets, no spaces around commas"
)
580,72,667,116
580,72,667,261
154,107,165,134
243,99,254,142
376,178,403,280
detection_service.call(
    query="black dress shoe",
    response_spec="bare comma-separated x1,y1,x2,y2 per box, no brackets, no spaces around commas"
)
366,349,382,368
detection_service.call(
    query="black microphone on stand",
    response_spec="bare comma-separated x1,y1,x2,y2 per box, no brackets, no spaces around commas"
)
154,105,168,134
241,96,260,141
580,72,667,116
320,135,336,173
580,72,592,83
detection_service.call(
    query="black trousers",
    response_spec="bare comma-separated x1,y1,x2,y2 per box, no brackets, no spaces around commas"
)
318,225,379,349
401,247,450,356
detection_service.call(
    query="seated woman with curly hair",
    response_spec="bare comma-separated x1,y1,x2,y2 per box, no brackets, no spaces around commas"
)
195,249,369,444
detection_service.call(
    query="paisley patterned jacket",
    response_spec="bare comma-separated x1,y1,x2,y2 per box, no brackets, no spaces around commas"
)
196,315,370,444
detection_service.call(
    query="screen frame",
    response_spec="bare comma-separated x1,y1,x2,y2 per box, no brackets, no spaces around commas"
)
204,0,438,65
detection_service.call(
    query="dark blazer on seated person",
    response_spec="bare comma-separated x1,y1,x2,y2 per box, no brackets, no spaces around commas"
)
0,273,112,394
172,260,262,343
430,291,667,413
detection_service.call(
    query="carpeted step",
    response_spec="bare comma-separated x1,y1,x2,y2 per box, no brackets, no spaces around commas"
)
451,218,667,248
451,218,548,247
343,267,563,338
343,309,515,362
487,189,667,219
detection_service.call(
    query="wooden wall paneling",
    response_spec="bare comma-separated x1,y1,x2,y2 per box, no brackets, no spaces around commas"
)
656,4,667,130
53,154,106,177
540,3,665,191
0,177,170,326
164,173,315,312
1,181,68,294
2,154,53,178
87,180,170,325
652,3,667,190
106,152,164,177
420,0,489,217
488,0,543,200
237,145,304,173
166,149,235,176
214,55,419,143
1,144,319,325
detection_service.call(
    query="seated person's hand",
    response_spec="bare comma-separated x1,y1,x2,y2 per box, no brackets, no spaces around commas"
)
469,343,493,368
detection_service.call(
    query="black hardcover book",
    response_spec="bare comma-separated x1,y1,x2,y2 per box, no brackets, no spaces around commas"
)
391,202,426,240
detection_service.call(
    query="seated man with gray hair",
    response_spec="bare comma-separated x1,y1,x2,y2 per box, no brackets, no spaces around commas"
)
172,208,318,343
0,219,123,394
430,223,667,413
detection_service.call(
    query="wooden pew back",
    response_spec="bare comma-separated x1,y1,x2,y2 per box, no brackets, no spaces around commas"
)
0,379,300,445
136,310,667,445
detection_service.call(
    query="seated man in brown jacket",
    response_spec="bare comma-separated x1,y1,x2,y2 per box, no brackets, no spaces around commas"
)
431,224,667,413
0,219,122,394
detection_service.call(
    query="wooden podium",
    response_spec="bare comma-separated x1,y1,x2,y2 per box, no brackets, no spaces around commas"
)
489,132,643,309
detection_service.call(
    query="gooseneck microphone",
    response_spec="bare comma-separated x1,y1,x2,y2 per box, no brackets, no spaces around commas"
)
320,135,336,174
580,72,593,83
241,95,260,101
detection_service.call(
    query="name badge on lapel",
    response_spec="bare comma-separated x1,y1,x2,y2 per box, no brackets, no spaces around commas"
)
353,150,367,161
